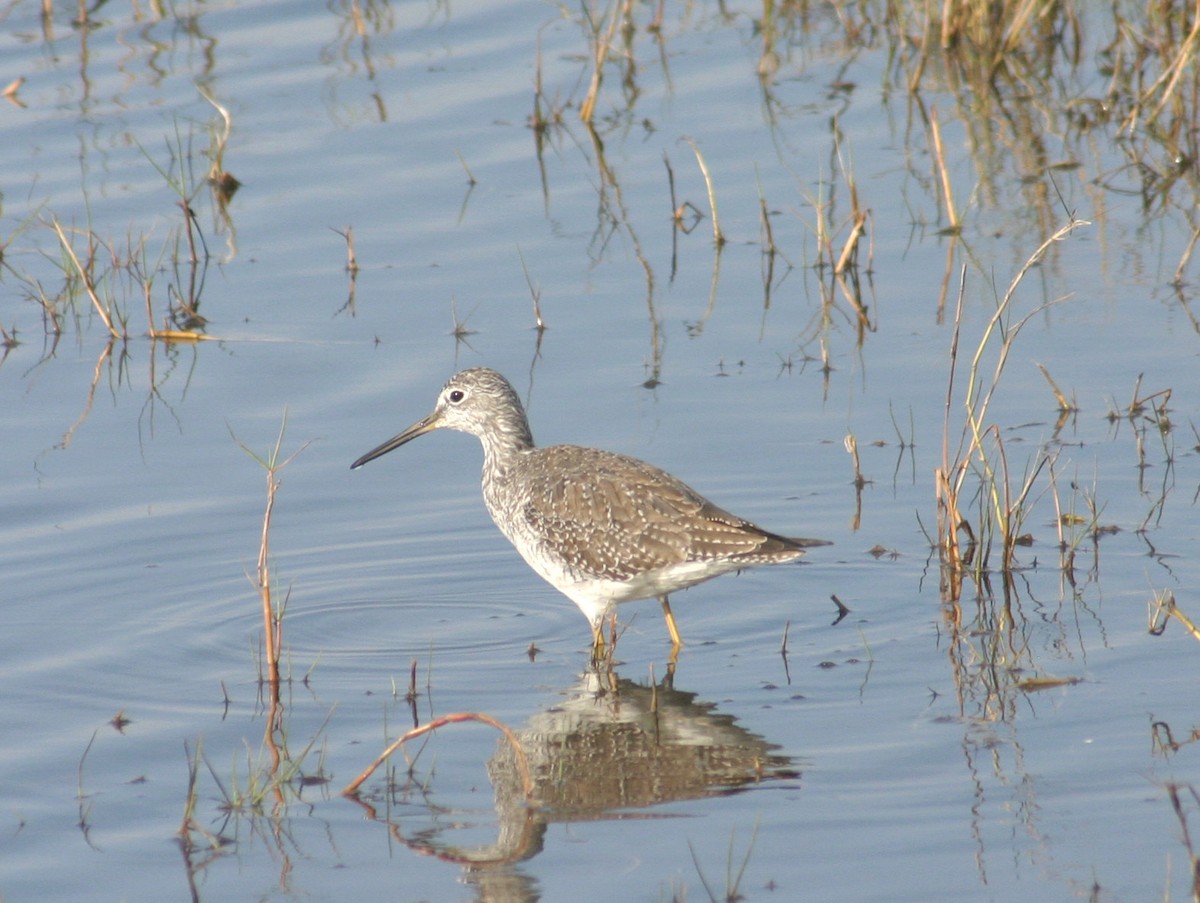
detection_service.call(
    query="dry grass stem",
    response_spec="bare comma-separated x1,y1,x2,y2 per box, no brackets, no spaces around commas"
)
1035,362,1077,412
834,210,866,276
50,217,120,338
257,463,281,684
844,433,867,488
149,329,218,343
579,0,623,124
684,137,725,247
334,226,358,275
230,412,310,690
928,108,959,233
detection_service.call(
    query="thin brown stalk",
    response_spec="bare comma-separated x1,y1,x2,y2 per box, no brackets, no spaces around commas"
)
230,413,309,691
257,461,281,685
341,712,532,797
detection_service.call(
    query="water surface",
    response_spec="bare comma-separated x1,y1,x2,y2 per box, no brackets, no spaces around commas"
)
2,1,1198,900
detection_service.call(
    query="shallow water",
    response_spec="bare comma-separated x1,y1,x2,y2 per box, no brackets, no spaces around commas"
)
2,1,1199,900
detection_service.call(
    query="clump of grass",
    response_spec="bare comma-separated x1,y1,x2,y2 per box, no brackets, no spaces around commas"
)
935,217,1087,588
178,720,332,865
177,407,327,875
11,99,241,355
1046,460,1111,582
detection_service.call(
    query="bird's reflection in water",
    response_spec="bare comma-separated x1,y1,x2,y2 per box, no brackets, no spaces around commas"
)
348,668,801,902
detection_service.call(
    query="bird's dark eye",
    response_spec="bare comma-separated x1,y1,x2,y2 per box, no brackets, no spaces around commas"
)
448,389,465,404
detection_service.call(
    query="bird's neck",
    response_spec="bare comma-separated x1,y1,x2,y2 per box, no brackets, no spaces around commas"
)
478,413,535,472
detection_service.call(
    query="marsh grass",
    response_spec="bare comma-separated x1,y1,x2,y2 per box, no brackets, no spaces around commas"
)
1045,462,1110,584
230,411,309,692
687,818,760,903
2,3,1196,900
935,218,1087,592
551,0,1199,300
5,91,239,362
211,728,331,815
175,411,327,885
177,717,333,873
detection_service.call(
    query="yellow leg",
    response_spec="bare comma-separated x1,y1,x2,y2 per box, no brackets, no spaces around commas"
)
659,595,683,648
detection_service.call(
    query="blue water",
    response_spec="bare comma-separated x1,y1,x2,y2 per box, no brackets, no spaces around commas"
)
1,1,1198,900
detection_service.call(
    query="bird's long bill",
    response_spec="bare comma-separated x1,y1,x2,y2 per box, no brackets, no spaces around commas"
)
350,414,440,469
